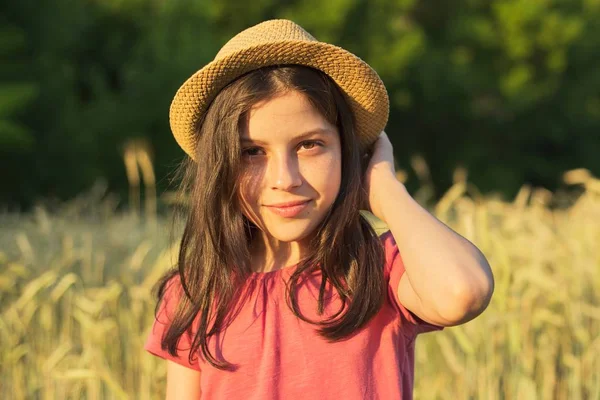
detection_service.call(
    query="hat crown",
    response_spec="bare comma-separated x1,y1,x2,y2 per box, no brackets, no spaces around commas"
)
215,19,317,60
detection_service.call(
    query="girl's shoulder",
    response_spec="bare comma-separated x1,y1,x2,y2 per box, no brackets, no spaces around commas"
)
378,229,445,335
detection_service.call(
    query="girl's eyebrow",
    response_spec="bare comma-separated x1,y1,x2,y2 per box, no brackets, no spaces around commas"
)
241,127,335,145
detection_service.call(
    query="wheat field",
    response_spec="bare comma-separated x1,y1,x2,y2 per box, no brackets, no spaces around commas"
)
1,170,599,400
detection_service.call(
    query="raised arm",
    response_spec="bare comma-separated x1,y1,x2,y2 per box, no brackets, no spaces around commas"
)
364,132,494,327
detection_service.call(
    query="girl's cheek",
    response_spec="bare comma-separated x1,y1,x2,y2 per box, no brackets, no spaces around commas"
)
238,174,263,228
300,152,340,178
239,166,264,202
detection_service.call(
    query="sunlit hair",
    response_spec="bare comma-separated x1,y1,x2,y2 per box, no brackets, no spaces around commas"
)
153,65,386,371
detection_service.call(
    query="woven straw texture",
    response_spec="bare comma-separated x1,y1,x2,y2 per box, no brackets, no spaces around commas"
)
169,19,389,161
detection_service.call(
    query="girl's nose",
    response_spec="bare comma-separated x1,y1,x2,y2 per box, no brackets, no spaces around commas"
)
269,153,302,191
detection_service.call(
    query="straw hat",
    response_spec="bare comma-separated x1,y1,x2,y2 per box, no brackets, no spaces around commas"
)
169,19,389,161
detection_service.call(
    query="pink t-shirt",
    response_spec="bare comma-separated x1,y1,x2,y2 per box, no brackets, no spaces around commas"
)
145,231,443,399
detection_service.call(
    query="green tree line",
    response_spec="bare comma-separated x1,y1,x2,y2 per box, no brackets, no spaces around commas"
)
2,0,599,209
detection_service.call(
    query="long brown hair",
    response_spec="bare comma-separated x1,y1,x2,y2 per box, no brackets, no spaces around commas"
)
154,65,386,371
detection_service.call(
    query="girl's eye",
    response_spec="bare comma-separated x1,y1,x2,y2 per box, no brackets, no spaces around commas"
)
242,147,264,157
299,140,323,151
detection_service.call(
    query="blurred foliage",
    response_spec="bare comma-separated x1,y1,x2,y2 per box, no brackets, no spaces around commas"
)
1,0,600,209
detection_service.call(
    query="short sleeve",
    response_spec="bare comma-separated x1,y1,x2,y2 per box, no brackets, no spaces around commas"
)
144,275,201,370
381,231,444,335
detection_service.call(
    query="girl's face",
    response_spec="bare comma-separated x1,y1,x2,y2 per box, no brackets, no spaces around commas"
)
239,90,342,245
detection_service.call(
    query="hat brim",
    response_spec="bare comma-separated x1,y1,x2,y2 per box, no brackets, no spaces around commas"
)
169,40,389,161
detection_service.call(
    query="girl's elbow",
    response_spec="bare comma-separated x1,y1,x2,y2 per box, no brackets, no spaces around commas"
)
439,274,494,325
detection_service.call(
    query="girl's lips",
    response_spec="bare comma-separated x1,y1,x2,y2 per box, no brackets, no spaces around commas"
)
265,200,310,218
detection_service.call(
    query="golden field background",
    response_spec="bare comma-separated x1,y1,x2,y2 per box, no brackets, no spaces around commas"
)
1,169,599,400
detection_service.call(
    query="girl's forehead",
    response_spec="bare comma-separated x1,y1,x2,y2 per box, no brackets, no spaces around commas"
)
241,91,336,143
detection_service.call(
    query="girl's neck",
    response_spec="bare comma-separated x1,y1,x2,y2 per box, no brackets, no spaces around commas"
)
249,234,309,273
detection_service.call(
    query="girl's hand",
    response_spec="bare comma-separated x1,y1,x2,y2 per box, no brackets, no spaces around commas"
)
363,131,399,222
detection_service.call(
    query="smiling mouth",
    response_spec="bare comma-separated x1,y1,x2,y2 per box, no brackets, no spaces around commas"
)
265,200,310,218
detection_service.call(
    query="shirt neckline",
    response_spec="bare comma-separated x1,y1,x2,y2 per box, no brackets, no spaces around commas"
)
249,262,299,278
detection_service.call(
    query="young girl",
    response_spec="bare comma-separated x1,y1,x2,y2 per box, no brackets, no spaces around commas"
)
145,19,494,399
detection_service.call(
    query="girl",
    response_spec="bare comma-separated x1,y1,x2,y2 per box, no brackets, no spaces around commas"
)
145,19,494,399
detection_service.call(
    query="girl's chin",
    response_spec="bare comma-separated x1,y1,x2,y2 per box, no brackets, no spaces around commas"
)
263,224,317,243
265,232,312,243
